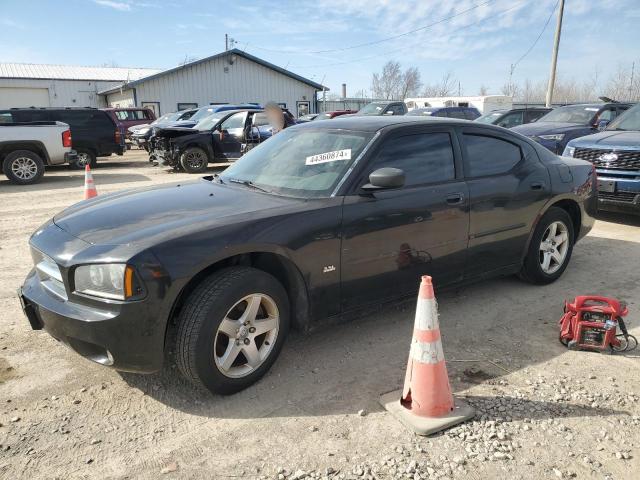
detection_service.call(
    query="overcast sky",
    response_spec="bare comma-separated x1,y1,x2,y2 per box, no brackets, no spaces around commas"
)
1,0,639,96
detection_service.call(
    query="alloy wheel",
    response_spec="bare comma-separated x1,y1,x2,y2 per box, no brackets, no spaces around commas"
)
213,294,280,378
185,150,206,170
11,157,38,180
539,220,569,274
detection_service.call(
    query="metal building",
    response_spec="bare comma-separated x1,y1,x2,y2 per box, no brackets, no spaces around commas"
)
99,49,326,118
0,64,161,109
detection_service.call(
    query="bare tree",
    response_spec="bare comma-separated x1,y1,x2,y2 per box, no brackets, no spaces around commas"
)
422,71,457,97
371,61,403,100
501,81,520,99
179,55,199,66
478,85,489,96
400,67,422,99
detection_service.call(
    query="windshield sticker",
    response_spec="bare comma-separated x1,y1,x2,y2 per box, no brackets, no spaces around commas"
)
305,149,352,165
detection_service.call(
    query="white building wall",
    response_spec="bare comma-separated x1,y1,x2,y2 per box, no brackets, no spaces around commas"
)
0,78,123,108
105,89,135,108
114,55,318,116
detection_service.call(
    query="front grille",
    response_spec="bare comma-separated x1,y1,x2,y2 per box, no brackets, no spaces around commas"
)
598,191,639,203
574,148,640,171
31,247,67,300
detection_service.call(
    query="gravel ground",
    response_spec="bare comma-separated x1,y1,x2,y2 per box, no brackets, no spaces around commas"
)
1,151,639,479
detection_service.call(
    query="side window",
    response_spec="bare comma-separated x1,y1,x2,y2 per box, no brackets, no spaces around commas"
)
598,109,614,122
368,133,456,187
463,134,522,177
220,112,246,130
57,110,92,127
13,110,49,122
0,112,15,123
433,110,448,117
252,112,270,127
464,110,479,120
497,111,523,128
115,111,129,121
387,104,405,115
525,110,546,123
447,109,467,120
133,110,149,120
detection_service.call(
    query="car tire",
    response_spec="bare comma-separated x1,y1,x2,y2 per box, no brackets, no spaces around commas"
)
3,150,45,185
176,267,290,395
520,207,574,285
179,147,209,173
71,149,97,170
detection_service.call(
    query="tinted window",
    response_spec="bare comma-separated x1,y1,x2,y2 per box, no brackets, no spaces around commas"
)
497,111,523,128
464,110,480,120
55,110,113,129
12,110,49,122
463,134,522,177
433,110,448,117
386,104,405,115
447,109,467,119
115,111,129,120
369,133,455,186
0,112,14,123
524,110,547,123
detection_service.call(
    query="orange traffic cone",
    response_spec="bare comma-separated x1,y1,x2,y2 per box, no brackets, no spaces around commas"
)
84,164,97,200
379,275,474,436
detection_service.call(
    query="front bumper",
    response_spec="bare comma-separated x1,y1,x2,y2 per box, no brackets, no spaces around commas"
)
596,169,640,215
19,267,165,373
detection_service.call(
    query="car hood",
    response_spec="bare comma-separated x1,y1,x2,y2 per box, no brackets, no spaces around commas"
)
53,179,300,246
512,122,587,136
568,130,640,149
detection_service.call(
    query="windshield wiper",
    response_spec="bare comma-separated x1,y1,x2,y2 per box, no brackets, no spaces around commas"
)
227,178,271,193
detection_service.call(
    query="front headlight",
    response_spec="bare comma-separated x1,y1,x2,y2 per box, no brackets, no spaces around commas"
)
563,146,575,157
538,134,565,141
74,264,135,300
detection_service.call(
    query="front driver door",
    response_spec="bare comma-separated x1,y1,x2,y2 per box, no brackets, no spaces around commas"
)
340,127,469,310
219,111,248,160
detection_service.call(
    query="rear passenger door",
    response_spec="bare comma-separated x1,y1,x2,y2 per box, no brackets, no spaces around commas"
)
460,127,551,279
340,127,469,309
218,112,248,159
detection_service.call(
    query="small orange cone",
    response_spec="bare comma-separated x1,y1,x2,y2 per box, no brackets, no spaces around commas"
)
84,164,97,200
379,275,474,436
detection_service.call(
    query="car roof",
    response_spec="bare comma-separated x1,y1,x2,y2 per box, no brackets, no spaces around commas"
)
296,115,471,132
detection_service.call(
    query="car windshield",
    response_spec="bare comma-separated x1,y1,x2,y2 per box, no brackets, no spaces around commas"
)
475,112,503,124
406,108,436,116
537,105,599,124
220,128,373,198
152,112,181,125
358,103,387,115
189,107,219,121
607,104,640,131
195,115,224,131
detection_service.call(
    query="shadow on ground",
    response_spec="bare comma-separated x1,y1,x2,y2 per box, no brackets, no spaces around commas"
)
595,211,640,227
119,235,640,422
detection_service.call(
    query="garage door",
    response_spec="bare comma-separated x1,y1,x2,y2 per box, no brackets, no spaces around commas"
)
0,87,50,108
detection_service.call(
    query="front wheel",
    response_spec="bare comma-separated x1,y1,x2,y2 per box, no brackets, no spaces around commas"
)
176,267,290,395
179,147,209,173
520,207,574,285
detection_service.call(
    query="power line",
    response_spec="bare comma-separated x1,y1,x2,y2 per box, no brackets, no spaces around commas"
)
511,0,559,71
245,0,498,55
282,1,528,70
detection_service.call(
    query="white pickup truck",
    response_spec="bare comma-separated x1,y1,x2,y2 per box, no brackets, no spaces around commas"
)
0,121,77,185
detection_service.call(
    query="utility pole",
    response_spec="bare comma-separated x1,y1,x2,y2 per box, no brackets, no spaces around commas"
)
225,34,228,51
545,0,565,107
629,61,635,100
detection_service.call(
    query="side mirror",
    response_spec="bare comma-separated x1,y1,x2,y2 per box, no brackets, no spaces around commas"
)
597,119,610,131
361,168,405,191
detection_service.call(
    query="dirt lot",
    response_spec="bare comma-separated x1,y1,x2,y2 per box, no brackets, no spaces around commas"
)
1,150,640,480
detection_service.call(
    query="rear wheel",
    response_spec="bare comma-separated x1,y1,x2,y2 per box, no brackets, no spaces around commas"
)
179,147,209,173
3,150,45,185
520,207,574,284
71,148,97,169
176,267,290,395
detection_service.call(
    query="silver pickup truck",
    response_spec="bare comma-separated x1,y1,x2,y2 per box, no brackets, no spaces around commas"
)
0,121,77,185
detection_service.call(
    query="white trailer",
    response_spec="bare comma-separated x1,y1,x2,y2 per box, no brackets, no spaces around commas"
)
404,95,512,114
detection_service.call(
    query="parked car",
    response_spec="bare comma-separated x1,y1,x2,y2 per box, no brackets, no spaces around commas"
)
129,109,198,150
313,110,358,120
475,107,552,128
354,101,408,116
563,103,640,214
149,109,270,172
170,104,263,129
406,106,481,120
0,107,126,169
512,103,632,154
298,113,318,122
0,121,76,185
19,116,596,395
102,107,155,136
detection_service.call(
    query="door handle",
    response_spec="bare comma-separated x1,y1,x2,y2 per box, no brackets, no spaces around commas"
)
530,182,545,191
446,193,465,205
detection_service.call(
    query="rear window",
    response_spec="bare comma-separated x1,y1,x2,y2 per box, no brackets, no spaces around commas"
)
11,110,49,122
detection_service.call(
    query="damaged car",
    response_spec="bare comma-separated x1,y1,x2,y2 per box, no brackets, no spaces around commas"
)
148,109,271,172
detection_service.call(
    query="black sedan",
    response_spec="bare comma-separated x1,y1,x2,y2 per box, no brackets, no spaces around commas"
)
19,116,596,394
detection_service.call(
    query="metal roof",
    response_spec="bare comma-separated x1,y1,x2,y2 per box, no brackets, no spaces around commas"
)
0,63,161,82
99,49,327,94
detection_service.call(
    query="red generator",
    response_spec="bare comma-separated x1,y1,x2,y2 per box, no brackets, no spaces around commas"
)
559,296,635,353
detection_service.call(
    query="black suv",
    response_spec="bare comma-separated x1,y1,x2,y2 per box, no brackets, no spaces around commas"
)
0,108,126,169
